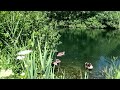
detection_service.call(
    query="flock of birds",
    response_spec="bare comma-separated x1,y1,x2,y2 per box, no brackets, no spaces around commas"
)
52,51,93,70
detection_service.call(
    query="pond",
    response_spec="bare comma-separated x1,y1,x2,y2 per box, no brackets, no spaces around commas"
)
57,29,120,79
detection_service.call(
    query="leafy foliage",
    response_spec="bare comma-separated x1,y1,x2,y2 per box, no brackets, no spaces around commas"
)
47,11,120,30
0,11,61,79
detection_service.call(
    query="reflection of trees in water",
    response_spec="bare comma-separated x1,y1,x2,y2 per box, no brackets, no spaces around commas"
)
96,56,120,71
59,30,120,59
57,29,120,70
58,29,120,78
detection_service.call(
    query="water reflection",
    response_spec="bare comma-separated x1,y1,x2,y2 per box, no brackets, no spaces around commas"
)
98,56,120,69
57,29,120,78
97,56,110,70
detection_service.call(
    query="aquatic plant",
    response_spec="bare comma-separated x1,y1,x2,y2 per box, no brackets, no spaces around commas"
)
102,56,120,79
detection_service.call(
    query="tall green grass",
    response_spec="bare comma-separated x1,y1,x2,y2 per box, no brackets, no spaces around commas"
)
0,11,61,79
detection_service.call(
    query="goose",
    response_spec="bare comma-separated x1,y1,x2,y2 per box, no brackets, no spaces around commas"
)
51,59,61,72
55,59,61,63
85,62,93,70
52,59,61,66
57,51,65,57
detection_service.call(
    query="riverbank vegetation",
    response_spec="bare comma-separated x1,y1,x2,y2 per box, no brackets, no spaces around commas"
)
0,11,61,79
1,11,120,79
47,11,120,30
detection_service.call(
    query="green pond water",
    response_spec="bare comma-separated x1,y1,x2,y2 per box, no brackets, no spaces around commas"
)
57,29,120,79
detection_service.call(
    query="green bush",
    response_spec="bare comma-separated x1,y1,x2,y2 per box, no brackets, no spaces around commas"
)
0,11,61,79
85,16,105,29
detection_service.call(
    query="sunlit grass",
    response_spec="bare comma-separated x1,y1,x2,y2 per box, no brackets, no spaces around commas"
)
0,47,90,79
0,41,56,79
0,11,61,79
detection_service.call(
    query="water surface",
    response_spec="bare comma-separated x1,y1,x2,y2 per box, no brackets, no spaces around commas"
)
57,29,120,79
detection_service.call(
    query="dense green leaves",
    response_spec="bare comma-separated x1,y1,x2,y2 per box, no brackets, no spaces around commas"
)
0,11,61,79
47,11,120,30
